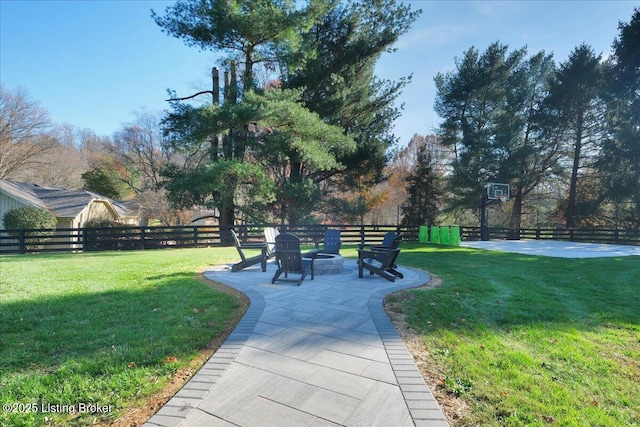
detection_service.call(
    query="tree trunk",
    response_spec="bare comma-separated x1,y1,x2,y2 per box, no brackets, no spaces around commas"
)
566,111,583,228
508,189,523,239
287,161,303,224
219,199,235,245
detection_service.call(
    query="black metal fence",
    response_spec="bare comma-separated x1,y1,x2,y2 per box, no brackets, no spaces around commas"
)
2,224,638,255
0,224,416,255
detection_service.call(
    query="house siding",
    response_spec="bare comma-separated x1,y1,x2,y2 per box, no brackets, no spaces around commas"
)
77,201,118,228
0,191,33,228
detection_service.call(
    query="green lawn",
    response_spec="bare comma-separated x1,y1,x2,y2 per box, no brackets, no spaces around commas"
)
0,247,242,427
387,243,640,427
2,244,639,427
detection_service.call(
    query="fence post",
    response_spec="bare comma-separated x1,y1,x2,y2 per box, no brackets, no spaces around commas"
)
360,224,365,245
193,227,198,248
140,228,146,250
82,228,88,251
18,229,26,254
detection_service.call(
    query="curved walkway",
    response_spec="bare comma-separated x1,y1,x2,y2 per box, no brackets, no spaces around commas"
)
143,259,449,427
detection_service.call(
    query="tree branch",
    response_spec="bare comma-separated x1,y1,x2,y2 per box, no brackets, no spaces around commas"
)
166,91,214,102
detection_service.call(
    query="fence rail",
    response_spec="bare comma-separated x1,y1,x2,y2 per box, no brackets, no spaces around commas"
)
2,224,638,255
460,227,640,246
0,224,416,255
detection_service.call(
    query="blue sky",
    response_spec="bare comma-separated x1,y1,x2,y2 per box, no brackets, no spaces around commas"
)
1,1,638,146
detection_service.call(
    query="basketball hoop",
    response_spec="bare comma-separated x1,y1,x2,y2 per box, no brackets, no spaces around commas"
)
487,183,510,202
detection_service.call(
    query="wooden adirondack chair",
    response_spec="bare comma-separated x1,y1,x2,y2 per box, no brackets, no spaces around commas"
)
230,229,267,272
358,247,402,282
263,227,279,259
271,233,316,285
314,229,341,254
358,232,404,281
359,231,400,251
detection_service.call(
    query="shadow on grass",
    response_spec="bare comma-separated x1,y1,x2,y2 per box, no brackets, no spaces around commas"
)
0,271,241,373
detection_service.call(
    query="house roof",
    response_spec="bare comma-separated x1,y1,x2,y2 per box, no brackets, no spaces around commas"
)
0,180,137,219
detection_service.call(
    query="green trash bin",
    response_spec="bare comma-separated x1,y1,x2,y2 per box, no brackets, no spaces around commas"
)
450,226,461,246
419,226,428,243
439,226,450,245
430,226,440,244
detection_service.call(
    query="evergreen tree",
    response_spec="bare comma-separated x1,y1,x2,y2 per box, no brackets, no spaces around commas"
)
153,0,333,226
154,0,418,224
434,43,560,231
400,143,440,227
545,44,606,228
285,0,420,218
599,8,640,226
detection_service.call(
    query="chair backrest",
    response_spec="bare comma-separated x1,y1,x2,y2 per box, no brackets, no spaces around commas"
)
323,229,341,254
375,231,402,249
264,227,279,255
380,231,397,248
390,233,402,249
373,234,402,264
274,233,302,272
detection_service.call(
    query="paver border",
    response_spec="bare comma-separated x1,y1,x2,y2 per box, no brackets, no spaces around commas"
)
367,268,449,426
145,283,267,426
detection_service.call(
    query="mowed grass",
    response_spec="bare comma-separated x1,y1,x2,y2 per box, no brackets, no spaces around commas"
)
3,243,639,427
385,243,640,426
0,247,241,427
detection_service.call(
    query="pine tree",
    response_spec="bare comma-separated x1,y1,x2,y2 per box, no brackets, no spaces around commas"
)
400,143,440,227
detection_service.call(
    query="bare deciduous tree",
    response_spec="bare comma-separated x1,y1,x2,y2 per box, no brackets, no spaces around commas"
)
0,85,59,179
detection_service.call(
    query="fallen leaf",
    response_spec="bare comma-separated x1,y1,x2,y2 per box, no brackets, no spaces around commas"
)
164,356,178,363
128,362,136,368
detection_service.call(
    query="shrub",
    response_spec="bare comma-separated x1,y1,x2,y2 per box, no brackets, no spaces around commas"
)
3,206,57,230
84,218,115,228
3,206,57,250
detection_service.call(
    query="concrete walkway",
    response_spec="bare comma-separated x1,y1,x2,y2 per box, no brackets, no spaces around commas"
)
143,259,449,427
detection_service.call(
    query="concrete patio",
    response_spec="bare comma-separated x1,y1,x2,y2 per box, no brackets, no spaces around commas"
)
143,258,449,427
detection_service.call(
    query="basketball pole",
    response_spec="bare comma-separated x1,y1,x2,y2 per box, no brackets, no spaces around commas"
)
480,194,489,241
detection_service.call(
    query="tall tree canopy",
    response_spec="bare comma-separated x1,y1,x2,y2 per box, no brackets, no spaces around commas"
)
599,8,640,226
545,44,606,228
153,0,419,224
434,43,560,230
153,0,331,90
285,0,420,216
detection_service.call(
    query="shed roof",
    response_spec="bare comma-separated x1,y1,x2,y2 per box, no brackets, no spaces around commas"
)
0,180,137,219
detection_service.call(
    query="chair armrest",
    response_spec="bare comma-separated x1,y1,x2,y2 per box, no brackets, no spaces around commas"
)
358,246,394,257
238,242,267,250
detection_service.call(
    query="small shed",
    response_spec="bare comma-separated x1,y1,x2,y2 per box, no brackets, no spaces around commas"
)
0,179,140,229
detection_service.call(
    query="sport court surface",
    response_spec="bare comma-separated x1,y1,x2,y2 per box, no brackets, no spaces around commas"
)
460,239,640,258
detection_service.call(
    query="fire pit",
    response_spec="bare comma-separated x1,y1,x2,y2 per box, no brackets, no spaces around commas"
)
303,253,344,275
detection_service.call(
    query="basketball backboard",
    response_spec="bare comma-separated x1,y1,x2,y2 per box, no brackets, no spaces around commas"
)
487,183,510,201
